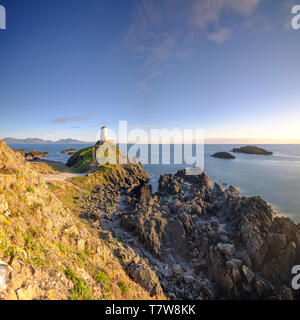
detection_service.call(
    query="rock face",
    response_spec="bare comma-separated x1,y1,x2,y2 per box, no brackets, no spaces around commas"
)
75,158,300,300
231,146,273,155
24,150,49,161
108,169,299,300
212,152,236,159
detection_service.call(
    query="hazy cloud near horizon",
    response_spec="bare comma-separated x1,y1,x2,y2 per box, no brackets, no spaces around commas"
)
51,111,102,124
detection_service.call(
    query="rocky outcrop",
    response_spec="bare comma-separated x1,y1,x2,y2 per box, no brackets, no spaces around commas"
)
231,146,273,155
212,152,235,159
61,148,76,155
75,158,300,300
115,170,299,300
24,150,49,161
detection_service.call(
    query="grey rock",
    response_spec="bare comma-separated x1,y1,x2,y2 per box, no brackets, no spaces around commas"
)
217,243,235,256
183,274,195,285
172,264,182,276
241,265,255,284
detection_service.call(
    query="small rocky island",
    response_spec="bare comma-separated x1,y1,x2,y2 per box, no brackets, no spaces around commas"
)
212,152,236,159
24,150,49,160
61,148,76,155
231,145,273,155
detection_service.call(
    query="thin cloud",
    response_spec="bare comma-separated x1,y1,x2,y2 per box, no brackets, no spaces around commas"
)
125,0,263,91
191,0,261,29
207,28,232,44
51,111,101,124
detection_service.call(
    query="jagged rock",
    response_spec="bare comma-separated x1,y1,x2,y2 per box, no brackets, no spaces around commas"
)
201,279,217,299
213,183,226,198
127,262,163,297
183,274,195,285
66,156,300,301
226,259,243,269
217,243,235,256
226,185,240,197
231,265,242,283
242,265,255,284
172,264,182,275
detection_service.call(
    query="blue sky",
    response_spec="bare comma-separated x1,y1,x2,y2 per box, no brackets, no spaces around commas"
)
0,0,300,143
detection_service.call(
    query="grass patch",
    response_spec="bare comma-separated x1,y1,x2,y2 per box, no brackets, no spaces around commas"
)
46,182,61,192
70,164,115,191
118,280,129,295
67,146,95,173
64,267,92,300
95,271,108,283
26,186,35,193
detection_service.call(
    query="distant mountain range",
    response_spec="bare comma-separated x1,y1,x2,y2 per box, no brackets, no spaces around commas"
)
2,137,92,144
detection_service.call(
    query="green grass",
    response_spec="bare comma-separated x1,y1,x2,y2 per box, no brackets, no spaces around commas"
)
26,186,35,193
64,267,92,300
68,146,95,173
0,167,20,175
95,271,108,283
95,270,112,294
70,164,115,191
118,280,129,295
46,182,61,192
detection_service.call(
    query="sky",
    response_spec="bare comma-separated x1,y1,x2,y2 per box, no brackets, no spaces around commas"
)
0,0,300,143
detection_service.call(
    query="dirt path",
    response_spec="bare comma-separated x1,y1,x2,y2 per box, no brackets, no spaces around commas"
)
43,147,99,183
42,171,87,182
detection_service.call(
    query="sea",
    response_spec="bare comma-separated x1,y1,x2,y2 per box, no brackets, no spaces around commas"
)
7,143,300,223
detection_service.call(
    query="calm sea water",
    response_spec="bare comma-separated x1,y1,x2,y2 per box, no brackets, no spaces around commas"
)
8,143,300,223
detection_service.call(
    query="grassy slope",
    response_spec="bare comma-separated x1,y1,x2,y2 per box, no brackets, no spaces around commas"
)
0,141,154,300
67,146,95,173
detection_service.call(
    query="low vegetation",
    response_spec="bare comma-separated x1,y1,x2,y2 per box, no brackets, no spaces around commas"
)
66,146,95,173
0,140,154,300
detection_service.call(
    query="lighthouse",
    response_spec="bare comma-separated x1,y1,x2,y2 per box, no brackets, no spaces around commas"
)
100,126,108,142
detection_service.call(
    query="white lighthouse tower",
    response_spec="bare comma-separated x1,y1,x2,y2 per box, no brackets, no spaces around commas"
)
100,126,108,142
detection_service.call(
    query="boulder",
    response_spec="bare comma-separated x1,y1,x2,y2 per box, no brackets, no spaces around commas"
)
172,264,182,276
217,243,235,256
